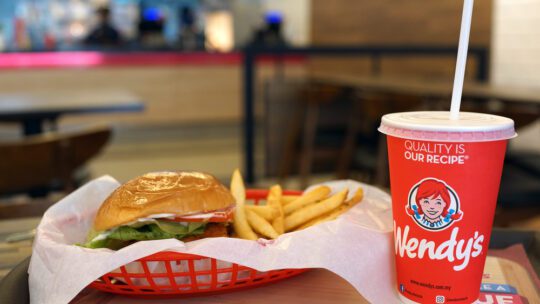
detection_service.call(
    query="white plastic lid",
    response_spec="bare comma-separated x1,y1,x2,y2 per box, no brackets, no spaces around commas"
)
378,111,516,142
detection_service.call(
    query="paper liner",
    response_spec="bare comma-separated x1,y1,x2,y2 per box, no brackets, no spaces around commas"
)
29,176,399,303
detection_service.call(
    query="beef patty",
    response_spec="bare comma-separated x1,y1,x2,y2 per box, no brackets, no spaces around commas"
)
181,223,229,242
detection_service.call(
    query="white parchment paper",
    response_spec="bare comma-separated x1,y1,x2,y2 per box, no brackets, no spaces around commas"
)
29,176,398,303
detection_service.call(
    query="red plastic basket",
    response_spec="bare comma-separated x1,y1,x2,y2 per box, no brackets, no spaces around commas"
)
89,189,307,297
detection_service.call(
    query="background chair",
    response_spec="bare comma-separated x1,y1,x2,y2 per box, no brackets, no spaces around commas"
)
0,126,111,218
267,80,424,188
277,83,355,188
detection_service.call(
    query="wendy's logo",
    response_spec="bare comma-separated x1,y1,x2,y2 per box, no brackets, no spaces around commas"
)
407,178,462,231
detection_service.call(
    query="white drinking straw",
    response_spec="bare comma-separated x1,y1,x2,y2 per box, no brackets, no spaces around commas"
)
450,0,475,120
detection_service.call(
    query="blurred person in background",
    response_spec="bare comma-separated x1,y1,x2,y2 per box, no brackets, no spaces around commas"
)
247,11,288,48
84,7,122,46
178,6,205,51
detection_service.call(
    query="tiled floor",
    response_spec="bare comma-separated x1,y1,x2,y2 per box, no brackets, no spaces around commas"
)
86,121,337,190
0,119,341,214
88,122,245,184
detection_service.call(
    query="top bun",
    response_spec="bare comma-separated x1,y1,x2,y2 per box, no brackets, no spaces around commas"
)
94,171,235,231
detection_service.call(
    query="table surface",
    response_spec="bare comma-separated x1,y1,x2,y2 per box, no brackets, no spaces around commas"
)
1,217,539,303
0,217,37,280
71,255,540,303
311,73,540,106
72,269,366,304
0,90,144,118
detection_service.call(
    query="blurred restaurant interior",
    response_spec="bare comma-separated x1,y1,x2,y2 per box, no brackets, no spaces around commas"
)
0,0,538,287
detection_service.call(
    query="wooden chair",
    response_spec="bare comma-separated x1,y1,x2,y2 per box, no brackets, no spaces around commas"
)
278,83,356,188
0,126,111,196
335,93,386,183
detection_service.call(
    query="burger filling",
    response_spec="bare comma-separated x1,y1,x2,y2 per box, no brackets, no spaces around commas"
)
82,209,233,250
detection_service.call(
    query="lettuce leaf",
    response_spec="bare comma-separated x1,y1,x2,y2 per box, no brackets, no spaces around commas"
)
82,221,206,249
154,221,205,235
83,238,129,250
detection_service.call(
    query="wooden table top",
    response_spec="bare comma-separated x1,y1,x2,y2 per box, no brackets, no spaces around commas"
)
0,217,39,280
1,217,538,303
0,90,144,119
311,73,540,106
72,269,367,304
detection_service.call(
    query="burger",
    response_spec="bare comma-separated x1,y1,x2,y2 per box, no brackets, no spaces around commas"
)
83,171,235,250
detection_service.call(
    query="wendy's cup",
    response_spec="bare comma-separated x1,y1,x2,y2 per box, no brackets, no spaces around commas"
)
379,111,516,304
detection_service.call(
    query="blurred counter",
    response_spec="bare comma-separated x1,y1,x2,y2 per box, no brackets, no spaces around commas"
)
0,52,243,69
0,52,307,127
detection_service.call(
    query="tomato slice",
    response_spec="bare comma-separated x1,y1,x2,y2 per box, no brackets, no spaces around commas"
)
161,208,234,223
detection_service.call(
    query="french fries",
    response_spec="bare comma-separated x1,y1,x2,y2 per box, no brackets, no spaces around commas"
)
284,189,348,231
246,210,279,239
267,185,285,234
345,188,364,206
231,169,257,240
230,173,365,239
245,205,279,221
297,188,364,230
281,195,300,205
283,186,331,215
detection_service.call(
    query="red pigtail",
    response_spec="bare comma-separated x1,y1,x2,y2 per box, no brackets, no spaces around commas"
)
450,212,462,221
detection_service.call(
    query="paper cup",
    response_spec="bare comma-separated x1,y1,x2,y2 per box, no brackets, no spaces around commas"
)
379,111,516,304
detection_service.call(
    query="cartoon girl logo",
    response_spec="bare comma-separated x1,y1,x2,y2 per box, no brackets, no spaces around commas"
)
407,178,463,231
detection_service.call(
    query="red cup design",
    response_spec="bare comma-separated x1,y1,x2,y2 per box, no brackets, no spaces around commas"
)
386,136,508,304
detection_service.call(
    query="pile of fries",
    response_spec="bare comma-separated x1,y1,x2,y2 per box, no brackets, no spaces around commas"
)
230,170,364,240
